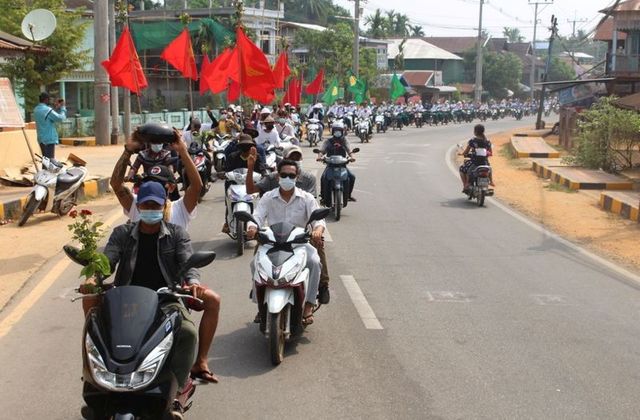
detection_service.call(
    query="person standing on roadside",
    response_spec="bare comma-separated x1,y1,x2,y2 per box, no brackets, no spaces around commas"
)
33,92,66,159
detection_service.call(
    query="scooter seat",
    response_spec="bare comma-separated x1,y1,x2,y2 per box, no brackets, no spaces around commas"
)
57,167,84,185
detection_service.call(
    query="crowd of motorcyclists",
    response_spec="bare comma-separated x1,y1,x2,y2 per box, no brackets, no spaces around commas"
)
69,94,547,418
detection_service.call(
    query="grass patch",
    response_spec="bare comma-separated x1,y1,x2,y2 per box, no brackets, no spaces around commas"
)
499,144,516,159
544,182,578,193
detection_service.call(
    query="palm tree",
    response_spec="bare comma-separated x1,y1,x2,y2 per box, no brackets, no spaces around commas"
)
410,24,425,37
385,9,396,36
393,14,411,37
365,9,387,39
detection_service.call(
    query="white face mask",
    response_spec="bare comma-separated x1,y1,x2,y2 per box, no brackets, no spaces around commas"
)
279,177,296,191
150,143,163,153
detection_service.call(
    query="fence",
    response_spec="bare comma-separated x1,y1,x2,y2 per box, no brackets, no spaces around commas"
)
56,108,215,138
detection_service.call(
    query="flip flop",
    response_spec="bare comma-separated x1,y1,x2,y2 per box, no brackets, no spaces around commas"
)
190,369,219,383
302,314,314,326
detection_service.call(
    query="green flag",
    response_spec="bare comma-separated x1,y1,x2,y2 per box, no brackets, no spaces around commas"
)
322,79,340,104
390,73,406,101
347,70,366,102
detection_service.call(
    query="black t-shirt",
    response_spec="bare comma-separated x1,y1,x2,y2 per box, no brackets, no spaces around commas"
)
467,137,492,165
131,232,167,291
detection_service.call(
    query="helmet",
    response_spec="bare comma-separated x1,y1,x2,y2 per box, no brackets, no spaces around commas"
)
312,103,322,109
331,121,345,138
260,107,272,115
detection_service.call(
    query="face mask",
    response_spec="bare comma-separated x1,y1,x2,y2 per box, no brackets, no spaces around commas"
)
279,177,296,191
139,209,164,224
150,144,163,153
334,132,343,138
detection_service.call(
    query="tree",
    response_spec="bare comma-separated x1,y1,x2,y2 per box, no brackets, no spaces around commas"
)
410,25,425,37
503,27,524,43
365,9,387,39
0,0,90,119
283,0,347,26
482,52,523,98
545,56,576,82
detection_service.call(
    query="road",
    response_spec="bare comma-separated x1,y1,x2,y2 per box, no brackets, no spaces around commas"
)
2,117,640,419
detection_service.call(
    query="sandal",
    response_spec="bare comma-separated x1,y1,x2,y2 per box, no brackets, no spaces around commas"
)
302,314,314,326
190,369,219,383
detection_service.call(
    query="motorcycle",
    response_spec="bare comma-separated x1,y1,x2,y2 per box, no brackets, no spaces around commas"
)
212,134,232,174
314,147,360,221
65,245,216,420
235,207,330,365
224,168,262,255
182,140,212,200
391,112,403,131
355,117,371,143
306,118,321,148
374,113,386,133
513,108,524,121
464,162,494,207
18,154,88,226
415,111,424,128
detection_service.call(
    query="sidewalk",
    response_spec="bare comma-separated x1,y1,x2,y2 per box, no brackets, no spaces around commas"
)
0,144,123,221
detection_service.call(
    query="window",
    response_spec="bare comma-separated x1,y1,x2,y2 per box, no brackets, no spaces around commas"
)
261,30,271,55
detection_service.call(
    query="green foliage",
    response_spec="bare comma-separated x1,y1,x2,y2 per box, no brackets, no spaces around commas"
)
569,97,640,173
283,0,349,26
545,57,576,82
293,22,378,94
503,27,524,43
67,209,111,282
464,50,522,99
364,8,412,38
0,0,90,118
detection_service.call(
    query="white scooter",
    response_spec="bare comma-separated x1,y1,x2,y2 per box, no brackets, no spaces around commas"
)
236,207,330,365
224,168,262,256
355,117,371,143
18,155,88,226
306,118,321,147
213,134,233,173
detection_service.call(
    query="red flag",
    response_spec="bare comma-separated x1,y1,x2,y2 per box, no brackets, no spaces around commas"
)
201,48,239,94
304,69,324,95
227,80,241,103
101,26,148,94
160,29,198,80
272,52,291,89
283,78,302,107
236,28,276,104
199,54,212,95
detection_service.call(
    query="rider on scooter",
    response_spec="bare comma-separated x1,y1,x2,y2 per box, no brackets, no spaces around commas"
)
459,124,495,193
317,122,357,205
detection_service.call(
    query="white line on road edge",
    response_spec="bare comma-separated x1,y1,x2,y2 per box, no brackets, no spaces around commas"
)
324,227,333,242
0,207,125,340
340,275,383,330
444,144,640,288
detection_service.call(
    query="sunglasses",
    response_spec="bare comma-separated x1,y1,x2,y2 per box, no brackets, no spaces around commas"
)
278,173,296,179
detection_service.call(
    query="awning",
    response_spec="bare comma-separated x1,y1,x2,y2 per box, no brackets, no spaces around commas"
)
426,86,458,93
615,92,640,111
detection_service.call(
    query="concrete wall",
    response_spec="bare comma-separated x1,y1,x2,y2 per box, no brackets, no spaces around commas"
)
0,129,39,176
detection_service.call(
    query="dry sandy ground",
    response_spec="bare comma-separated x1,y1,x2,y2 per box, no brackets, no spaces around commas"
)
482,130,640,272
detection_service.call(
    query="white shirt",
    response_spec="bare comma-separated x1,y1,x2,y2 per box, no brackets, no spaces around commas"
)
183,123,213,147
127,196,196,230
256,125,281,148
249,187,326,231
276,122,296,139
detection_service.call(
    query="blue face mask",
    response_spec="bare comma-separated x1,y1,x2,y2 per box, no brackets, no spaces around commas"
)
279,177,296,191
139,209,164,224
150,144,163,153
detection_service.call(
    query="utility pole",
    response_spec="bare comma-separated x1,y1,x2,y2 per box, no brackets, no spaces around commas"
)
529,0,553,102
353,0,361,76
109,0,120,145
474,0,484,103
568,11,588,37
94,0,110,145
536,15,559,130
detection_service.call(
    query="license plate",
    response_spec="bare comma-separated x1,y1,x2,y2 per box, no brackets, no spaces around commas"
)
477,178,489,187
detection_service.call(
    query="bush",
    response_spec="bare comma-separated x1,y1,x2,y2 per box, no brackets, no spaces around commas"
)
568,97,640,173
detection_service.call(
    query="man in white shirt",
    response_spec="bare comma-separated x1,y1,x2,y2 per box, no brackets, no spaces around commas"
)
256,115,281,148
246,159,325,325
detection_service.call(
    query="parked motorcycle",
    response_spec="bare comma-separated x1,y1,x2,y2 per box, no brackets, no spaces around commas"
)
314,147,359,221
306,118,321,147
224,168,262,255
235,207,330,365
65,245,216,420
18,155,88,226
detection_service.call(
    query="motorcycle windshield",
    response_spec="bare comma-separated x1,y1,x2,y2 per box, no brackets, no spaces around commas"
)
269,222,297,244
102,286,160,362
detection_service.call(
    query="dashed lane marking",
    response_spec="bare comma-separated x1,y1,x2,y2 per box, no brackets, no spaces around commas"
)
340,275,383,330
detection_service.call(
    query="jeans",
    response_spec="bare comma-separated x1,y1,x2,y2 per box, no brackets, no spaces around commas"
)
39,143,55,159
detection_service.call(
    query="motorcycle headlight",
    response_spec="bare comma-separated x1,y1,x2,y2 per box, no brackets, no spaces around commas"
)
283,261,303,283
86,332,173,392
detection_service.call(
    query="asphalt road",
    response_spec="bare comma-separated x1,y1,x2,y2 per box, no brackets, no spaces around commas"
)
3,117,640,419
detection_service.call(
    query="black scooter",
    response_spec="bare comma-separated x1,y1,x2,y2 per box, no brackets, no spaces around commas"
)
66,246,216,420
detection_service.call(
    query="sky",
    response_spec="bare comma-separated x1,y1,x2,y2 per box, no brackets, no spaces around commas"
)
333,0,615,40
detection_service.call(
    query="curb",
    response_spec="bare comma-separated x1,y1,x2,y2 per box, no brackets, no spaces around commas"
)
600,192,640,222
0,177,111,221
510,136,561,159
533,162,633,191
60,137,97,147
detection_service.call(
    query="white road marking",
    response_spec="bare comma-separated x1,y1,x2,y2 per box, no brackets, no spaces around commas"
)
531,294,572,306
426,291,473,303
340,275,383,330
444,143,640,288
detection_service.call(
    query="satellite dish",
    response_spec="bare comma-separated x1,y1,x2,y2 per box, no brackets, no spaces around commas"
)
21,9,57,42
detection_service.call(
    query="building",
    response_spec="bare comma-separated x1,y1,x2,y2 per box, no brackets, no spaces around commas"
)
505,42,545,90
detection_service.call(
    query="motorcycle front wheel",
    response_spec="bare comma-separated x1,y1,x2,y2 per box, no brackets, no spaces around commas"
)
18,193,41,227
236,220,245,256
334,189,342,221
269,310,286,365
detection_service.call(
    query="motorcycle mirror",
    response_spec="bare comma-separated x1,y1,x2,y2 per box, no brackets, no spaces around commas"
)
63,245,90,266
178,251,216,279
352,148,360,154
307,208,330,225
312,148,321,154
235,210,257,225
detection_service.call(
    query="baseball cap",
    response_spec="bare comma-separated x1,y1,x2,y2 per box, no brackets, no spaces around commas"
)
145,165,176,184
284,145,303,159
137,181,167,205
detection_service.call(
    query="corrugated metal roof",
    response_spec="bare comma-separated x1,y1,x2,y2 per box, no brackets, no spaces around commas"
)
0,30,47,53
384,38,462,61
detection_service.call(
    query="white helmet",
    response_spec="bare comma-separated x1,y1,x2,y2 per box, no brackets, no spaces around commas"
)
260,107,272,115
